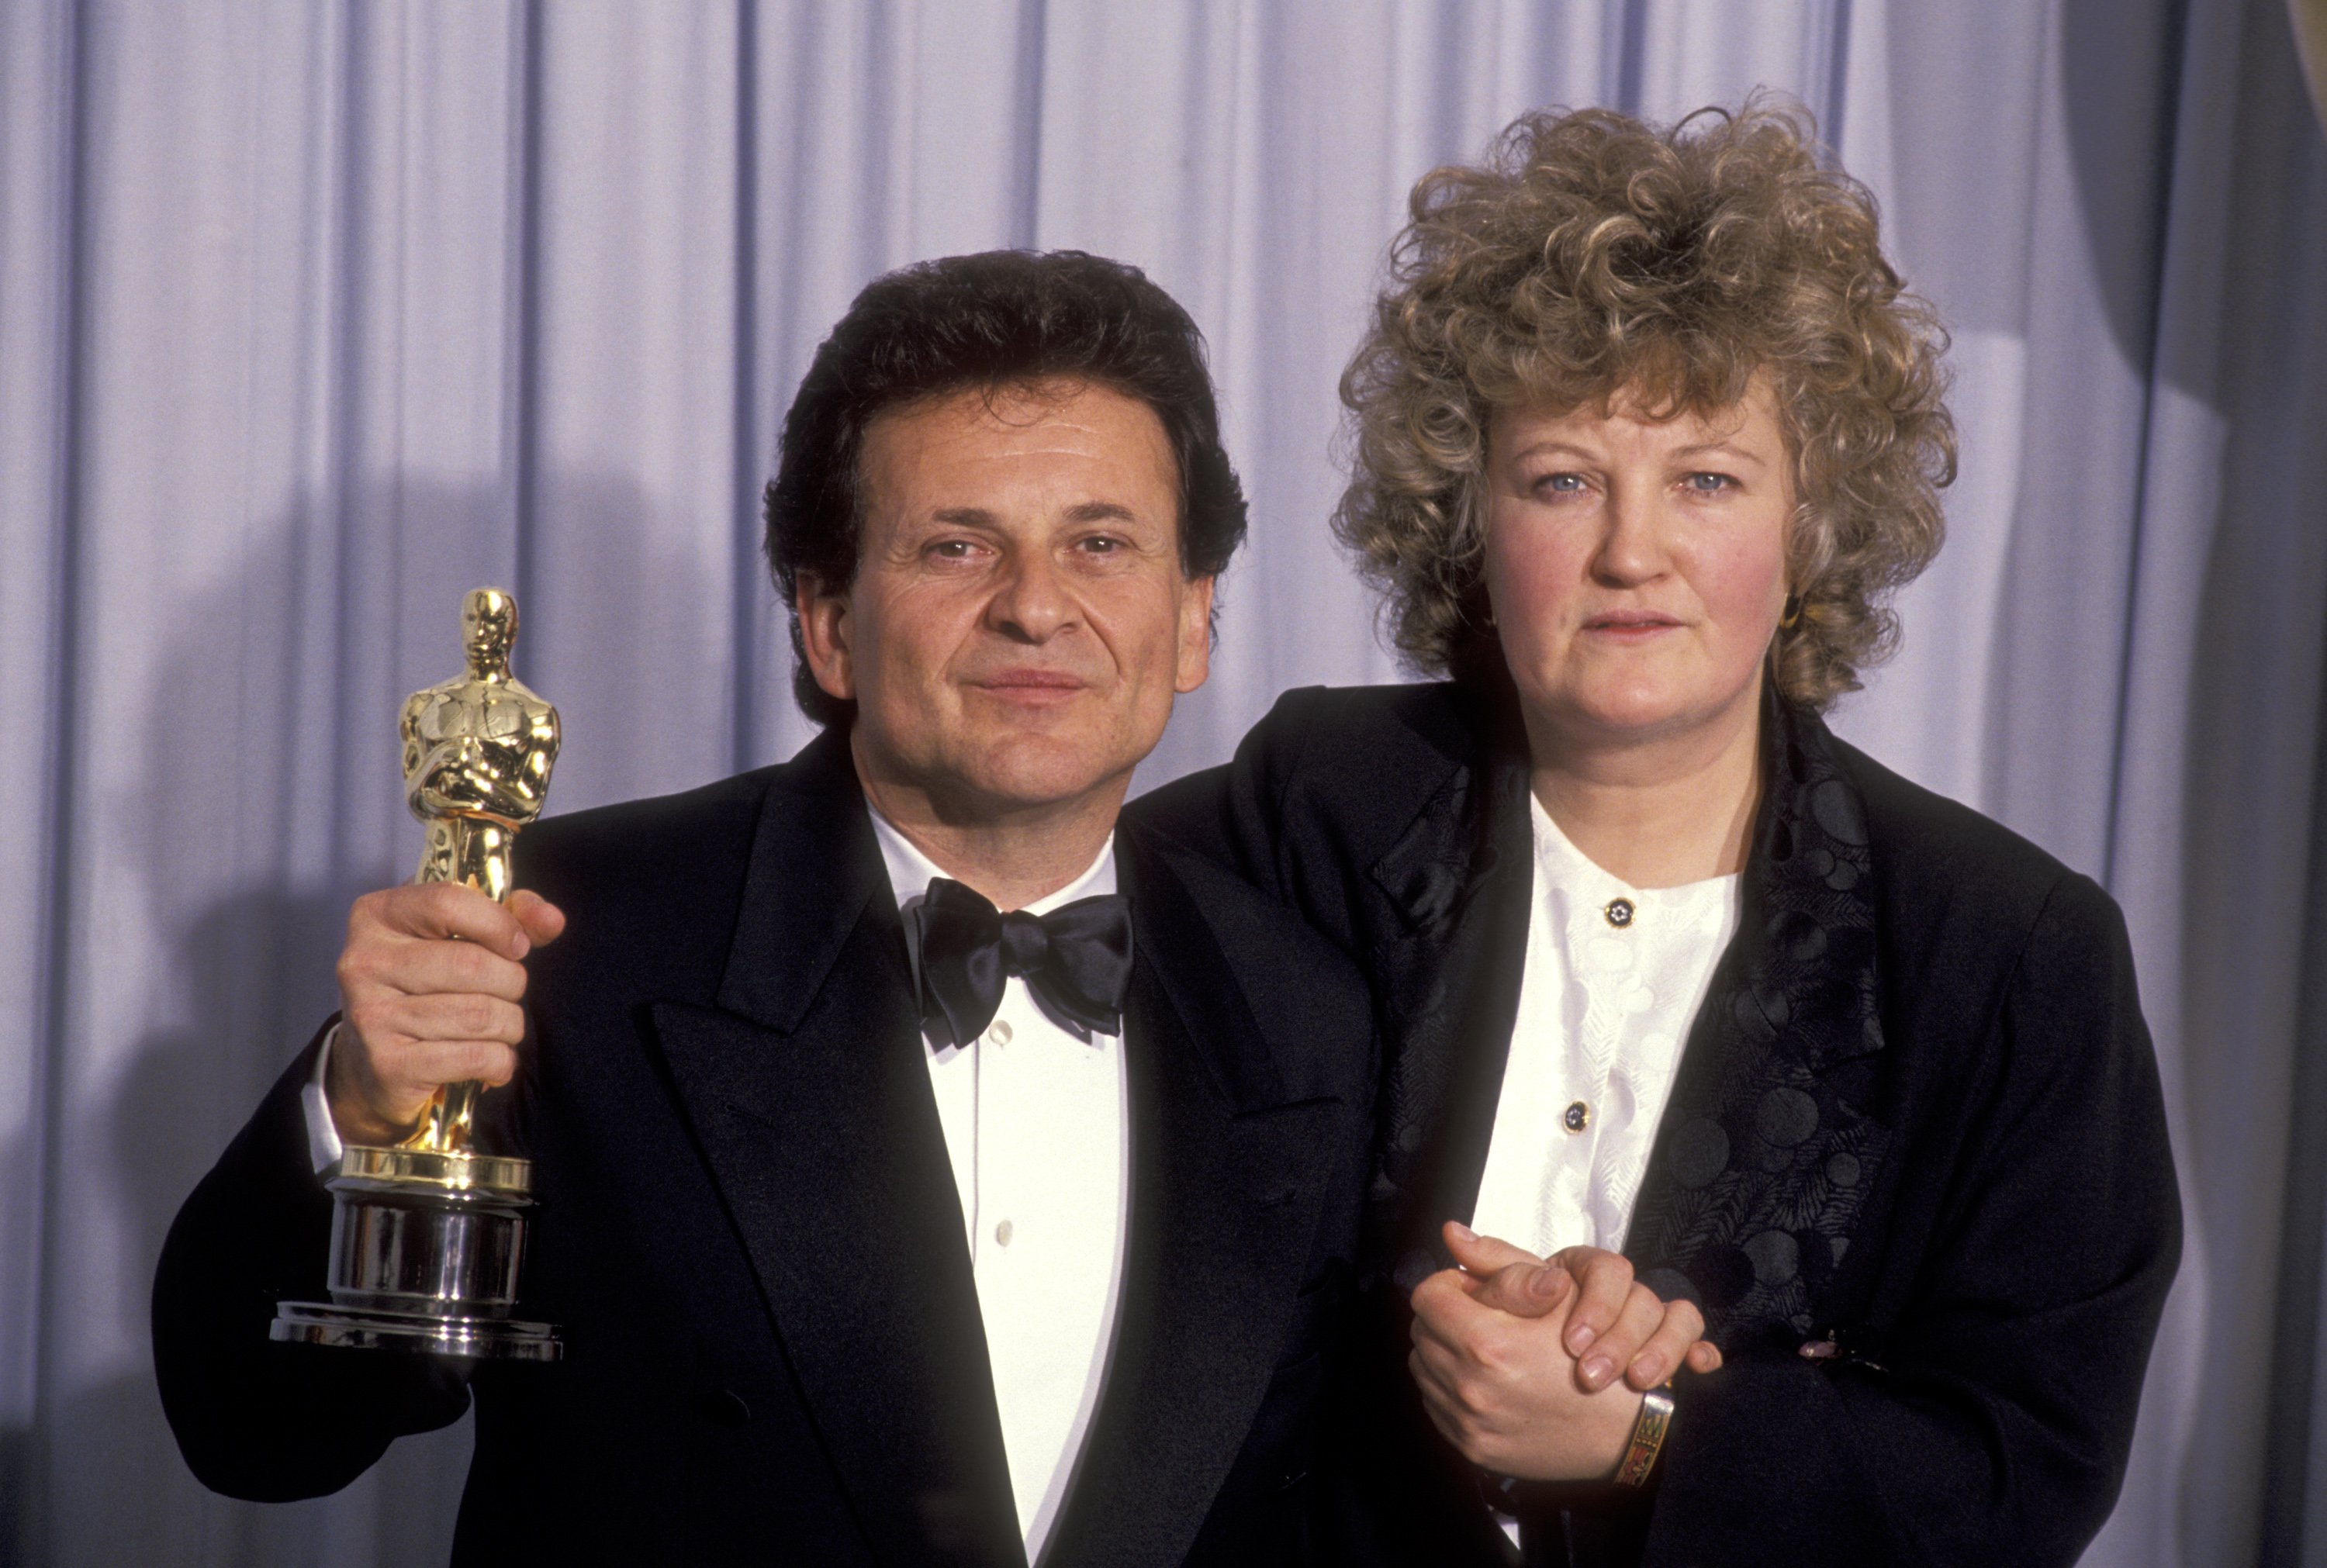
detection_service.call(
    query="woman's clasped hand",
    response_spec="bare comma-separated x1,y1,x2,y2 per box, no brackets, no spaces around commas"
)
1409,1221,1720,1482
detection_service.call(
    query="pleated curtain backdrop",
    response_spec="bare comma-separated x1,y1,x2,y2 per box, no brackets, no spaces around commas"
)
5,2,2325,1563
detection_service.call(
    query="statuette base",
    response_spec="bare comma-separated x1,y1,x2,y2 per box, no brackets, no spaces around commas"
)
271,1301,562,1361
269,1141,562,1362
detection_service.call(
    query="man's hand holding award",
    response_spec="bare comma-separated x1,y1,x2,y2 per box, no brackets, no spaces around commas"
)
271,586,566,1360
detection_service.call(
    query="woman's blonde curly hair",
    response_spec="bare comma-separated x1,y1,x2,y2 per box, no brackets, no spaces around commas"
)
1336,98,1955,710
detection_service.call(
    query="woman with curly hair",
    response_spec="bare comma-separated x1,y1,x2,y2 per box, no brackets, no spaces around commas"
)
1144,101,2178,1565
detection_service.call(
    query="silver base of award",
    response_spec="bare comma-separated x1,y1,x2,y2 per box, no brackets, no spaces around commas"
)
271,1143,563,1362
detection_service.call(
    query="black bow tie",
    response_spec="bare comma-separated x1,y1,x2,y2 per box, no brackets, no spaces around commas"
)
910,877,1133,1048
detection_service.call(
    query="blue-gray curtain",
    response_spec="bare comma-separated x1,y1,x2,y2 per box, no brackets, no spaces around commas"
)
3,2,2324,1563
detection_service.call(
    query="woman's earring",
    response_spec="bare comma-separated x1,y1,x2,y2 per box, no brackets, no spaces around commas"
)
1779,593,1803,630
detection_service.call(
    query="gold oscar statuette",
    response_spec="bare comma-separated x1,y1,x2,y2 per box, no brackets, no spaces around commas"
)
271,587,564,1360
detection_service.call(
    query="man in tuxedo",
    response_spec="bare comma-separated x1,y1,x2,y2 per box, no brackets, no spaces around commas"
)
154,250,1378,1566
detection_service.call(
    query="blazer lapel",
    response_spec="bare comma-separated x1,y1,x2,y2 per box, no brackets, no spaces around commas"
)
648,731,1024,1568
1040,842,1345,1568
1366,718,1537,1293
1624,702,1896,1347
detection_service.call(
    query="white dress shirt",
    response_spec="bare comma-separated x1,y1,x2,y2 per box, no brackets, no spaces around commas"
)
303,810,1131,1563
303,1031,350,1175
1470,794,1744,1260
869,809,1130,1562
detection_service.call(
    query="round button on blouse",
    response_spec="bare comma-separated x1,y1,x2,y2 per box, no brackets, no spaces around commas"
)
994,1219,1014,1247
988,1019,1013,1045
1563,1100,1592,1133
1603,897,1636,928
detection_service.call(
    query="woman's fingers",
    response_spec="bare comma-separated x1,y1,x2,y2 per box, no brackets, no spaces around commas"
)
1409,1348,1474,1450
1445,1221,1544,1276
1447,1224,1576,1320
1478,1244,1724,1389
1622,1296,1708,1390
1468,1260,1573,1318
1551,1246,1637,1359
1574,1282,1665,1391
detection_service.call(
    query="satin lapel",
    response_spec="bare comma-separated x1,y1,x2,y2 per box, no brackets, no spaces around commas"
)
648,732,1024,1568
1041,845,1342,1568
1625,704,1895,1347
1368,741,1537,1292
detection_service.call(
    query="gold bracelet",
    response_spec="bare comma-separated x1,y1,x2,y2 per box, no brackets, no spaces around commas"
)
1613,1385,1675,1488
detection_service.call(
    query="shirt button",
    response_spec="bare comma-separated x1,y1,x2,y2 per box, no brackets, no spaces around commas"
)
1604,898,1635,928
994,1219,1014,1247
1563,1100,1591,1133
989,1020,1012,1045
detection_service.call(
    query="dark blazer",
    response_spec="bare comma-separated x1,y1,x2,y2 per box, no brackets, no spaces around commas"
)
1133,681,2182,1568
154,727,1377,1567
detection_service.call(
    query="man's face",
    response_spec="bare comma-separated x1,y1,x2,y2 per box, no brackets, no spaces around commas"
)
797,379,1214,824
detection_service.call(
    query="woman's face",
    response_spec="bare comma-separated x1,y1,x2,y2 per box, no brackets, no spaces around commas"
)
1481,376,1793,757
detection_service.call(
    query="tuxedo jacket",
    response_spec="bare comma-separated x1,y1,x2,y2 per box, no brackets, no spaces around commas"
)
154,727,1378,1567
1134,680,2182,1568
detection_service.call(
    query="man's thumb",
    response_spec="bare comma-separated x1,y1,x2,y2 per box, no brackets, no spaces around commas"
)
510,889,567,946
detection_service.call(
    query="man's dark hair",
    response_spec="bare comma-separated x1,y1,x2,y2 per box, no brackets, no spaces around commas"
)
764,249,1249,727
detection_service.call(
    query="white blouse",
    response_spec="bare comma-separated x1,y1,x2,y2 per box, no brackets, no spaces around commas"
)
1468,794,1744,1259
